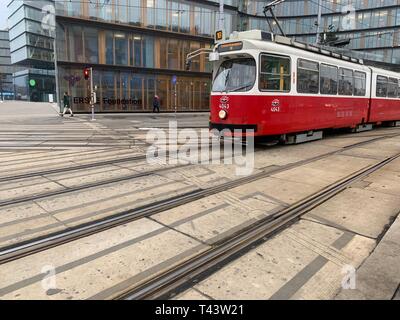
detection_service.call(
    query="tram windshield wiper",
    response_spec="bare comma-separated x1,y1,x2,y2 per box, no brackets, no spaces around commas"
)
222,70,231,93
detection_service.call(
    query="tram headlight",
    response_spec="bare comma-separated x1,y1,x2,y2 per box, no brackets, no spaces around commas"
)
218,110,227,120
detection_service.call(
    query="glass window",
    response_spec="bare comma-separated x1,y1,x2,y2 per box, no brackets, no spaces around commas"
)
169,1,179,32
156,0,167,30
168,39,179,69
398,80,400,98
320,64,338,95
116,0,127,23
130,76,143,109
101,72,115,110
159,38,168,69
259,54,291,92
99,1,113,21
67,0,82,17
105,32,114,65
68,26,84,62
128,0,141,25
133,35,142,67
115,33,128,65
354,71,366,96
180,4,190,33
88,0,98,18
85,28,98,64
339,68,353,96
0,56,12,64
146,0,155,27
297,59,319,94
376,75,388,97
212,58,256,92
8,5,25,29
9,20,26,40
142,36,154,68
388,77,398,98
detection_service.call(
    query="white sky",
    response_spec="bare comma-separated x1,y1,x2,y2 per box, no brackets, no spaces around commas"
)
0,0,9,30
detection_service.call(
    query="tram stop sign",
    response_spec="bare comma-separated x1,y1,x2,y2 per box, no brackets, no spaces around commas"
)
171,75,177,86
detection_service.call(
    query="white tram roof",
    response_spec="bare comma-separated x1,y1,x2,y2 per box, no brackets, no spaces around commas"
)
217,30,398,77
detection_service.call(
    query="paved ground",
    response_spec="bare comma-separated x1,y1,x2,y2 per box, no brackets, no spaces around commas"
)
0,101,399,300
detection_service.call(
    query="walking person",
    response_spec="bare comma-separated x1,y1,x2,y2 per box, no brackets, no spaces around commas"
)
152,95,160,113
61,92,74,117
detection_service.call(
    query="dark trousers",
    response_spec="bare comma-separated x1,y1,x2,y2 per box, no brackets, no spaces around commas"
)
153,106,160,113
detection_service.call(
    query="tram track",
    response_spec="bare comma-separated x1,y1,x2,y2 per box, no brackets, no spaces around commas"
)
0,130,397,209
116,151,400,300
0,132,399,265
0,143,244,207
0,129,397,184
0,141,218,183
0,154,148,183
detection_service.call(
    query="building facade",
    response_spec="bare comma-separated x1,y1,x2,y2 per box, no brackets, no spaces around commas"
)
0,30,14,100
54,0,240,112
7,0,56,102
241,0,400,65
7,1,400,110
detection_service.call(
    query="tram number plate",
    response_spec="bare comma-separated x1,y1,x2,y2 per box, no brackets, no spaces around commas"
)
271,106,280,112
271,99,281,112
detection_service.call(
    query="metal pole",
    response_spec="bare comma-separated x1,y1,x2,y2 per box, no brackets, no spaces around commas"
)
90,67,95,121
0,75,4,103
174,83,177,119
269,8,286,37
219,0,224,33
315,0,323,44
53,37,61,112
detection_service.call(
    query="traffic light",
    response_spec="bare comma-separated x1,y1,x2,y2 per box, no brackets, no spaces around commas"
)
83,68,90,80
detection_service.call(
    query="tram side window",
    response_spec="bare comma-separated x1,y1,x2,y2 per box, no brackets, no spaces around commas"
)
354,71,366,96
259,54,291,92
387,78,398,98
338,68,353,96
398,80,400,98
297,59,319,94
376,76,388,97
320,64,338,95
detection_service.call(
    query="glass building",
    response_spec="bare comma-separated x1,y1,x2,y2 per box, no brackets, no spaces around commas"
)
8,1,400,110
7,0,56,102
0,29,14,100
241,0,400,65
54,0,239,112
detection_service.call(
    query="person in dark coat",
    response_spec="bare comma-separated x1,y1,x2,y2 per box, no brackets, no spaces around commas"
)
61,92,74,117
153,95,160,113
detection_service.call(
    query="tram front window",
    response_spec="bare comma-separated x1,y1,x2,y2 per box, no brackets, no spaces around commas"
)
212,58,256,92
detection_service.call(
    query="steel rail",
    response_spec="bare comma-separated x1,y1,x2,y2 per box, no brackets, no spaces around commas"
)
0,129,397,183
0,141,233,183
0,132,398,265
118,152,400,300
0,143,247,207
0,154,148,183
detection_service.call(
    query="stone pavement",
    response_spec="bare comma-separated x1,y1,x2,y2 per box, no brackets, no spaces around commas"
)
335,213,400,300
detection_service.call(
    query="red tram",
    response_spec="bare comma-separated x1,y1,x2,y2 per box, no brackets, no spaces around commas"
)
208,30,400,143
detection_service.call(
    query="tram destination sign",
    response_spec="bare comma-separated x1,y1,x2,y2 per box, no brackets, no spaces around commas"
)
217,41,243,53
